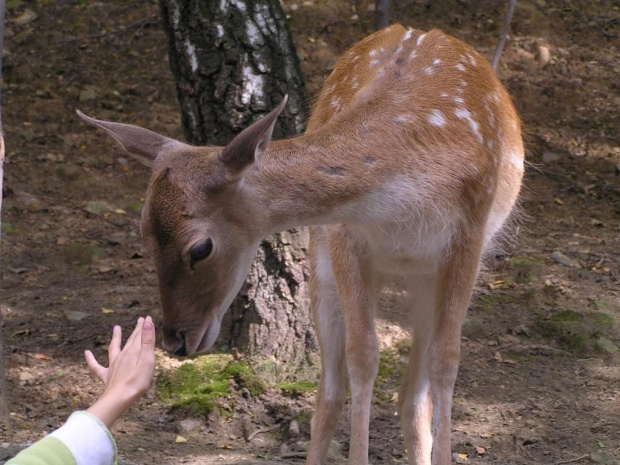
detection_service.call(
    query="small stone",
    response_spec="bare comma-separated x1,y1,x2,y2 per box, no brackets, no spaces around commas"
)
289,419,300,437
327,440,343,459
596,337,619,354
19,371,34,381
550,251,573,267
590,452,612,463
177,419,201,435
64,310,90,322
79,86,98,102
536,44,551,67
453,452,469,464
542,151,560,163
475,445,486,455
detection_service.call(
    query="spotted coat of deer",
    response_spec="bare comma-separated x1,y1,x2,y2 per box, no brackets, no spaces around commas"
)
79,24,523,465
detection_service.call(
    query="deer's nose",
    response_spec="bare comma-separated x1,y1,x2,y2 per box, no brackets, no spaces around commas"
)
162,328,187,356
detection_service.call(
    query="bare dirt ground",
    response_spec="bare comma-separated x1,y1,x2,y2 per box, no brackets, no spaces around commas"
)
1,0,619,464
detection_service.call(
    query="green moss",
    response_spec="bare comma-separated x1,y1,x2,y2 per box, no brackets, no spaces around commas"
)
1,221,18,234
508,256,544,283
374,343,408,402
531,309,616,355
472,294,501,313
502,351,531,362
277,380,317,396
550,310,582,322
223,361,266,396
127,200,143,214
157,354,265,415
587,311,614,328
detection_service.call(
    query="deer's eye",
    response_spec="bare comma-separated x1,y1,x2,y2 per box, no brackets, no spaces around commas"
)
189,240,213,263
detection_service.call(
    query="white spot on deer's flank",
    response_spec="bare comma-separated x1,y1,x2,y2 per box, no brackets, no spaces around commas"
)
184,40,198,72
455,108,483,143
440,92,449,98
486,139,495,149
370,59,380,67
403,29,413,41
508,151,524,169
409,50,418,60
394,115,412,124
423,66,434,75
428,109,446,127
453,96,464,104
369,49,378,57
331,96,342,110
460,79,468,87
417,33,426,46
456,63,466,72
433,58,442,66
468,53,477,66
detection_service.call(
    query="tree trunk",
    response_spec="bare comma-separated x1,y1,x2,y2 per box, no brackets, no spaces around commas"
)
159,0,316,381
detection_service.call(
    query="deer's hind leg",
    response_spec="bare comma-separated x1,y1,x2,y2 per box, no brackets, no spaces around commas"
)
307,226,349,465
399,272,438,465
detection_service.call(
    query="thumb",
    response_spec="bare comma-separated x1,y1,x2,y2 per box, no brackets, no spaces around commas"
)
141,316,156,348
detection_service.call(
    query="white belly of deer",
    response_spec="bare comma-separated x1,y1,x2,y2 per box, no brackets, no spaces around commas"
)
351,179,457,274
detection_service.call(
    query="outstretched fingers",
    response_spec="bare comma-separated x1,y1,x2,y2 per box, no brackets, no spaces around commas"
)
84,350,107,383
108,325,122,361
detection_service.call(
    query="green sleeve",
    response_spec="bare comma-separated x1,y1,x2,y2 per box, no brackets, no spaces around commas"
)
6,437,76,465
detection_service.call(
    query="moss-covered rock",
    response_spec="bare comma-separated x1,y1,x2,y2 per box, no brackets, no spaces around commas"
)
157,354,266,416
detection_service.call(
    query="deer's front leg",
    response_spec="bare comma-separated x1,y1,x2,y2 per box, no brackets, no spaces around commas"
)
329,226,380,465
307,227,348,465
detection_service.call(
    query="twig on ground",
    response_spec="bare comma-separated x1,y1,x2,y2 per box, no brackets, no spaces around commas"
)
247,424,280,441
56,15,159,44
554,454,590,465
280,452,308,459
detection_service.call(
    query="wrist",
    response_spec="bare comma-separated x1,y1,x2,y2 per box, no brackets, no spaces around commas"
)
87,388,136,429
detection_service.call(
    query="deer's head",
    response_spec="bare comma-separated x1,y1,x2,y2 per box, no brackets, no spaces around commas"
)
78,97,288,356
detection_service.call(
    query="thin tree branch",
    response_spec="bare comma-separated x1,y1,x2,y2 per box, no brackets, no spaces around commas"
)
56,14,159,44
0,0,12,438
375,0,391,30
492,0,517,71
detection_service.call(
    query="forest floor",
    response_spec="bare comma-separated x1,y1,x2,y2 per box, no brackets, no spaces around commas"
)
1,0,619,464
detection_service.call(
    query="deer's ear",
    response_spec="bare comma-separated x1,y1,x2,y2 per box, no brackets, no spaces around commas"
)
77,110,186,168
219,95,288,175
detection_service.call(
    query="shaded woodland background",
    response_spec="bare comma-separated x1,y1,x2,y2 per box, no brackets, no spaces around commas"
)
1,0,619,464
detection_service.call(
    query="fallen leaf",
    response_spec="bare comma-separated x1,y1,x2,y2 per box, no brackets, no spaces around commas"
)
34,353,52,361
19,371,34,381
175,436,187,443
13,8,37,25
220,444,232,449
101,307,116,315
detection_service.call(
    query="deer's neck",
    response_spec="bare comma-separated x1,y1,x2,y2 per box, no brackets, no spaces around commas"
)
244,127,388,234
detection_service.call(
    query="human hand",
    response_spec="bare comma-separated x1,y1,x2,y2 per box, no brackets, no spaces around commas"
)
85,316,156,428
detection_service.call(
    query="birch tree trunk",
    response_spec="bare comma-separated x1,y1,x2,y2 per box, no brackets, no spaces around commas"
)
159,0,317,381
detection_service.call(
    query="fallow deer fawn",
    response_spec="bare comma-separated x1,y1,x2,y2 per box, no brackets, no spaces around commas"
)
79,24,523,465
